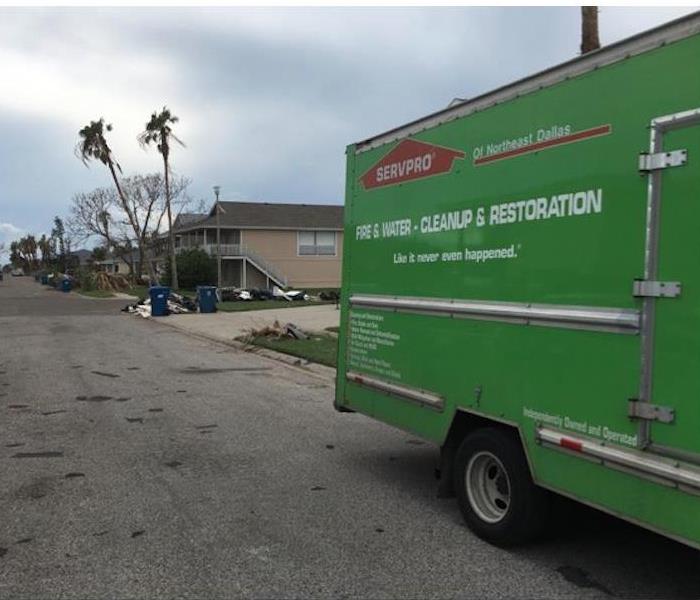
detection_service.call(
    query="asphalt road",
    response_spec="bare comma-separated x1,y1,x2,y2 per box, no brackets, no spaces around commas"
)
1,276,699,599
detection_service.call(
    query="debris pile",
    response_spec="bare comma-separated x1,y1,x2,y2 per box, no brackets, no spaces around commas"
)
242,320,310,341
213,286,339,303
93,272,131,292
168,292,197,313
219,287,303,302
122,292,198,317
219,287,261,302
122,298,151,318
272,286,309,302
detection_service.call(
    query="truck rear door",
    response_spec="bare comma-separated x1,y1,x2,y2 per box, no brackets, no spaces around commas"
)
638,108,700,461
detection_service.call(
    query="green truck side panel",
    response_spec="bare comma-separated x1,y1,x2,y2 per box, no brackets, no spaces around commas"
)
337,30,700,547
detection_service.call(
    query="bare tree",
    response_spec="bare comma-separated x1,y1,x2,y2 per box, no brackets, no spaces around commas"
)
68,187,134,271
581,6,600,54
120,173,191,282
69,175,191,283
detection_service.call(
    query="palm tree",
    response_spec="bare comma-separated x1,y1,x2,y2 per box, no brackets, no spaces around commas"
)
75,119,140,256
76,119,127,203
138,107,184,290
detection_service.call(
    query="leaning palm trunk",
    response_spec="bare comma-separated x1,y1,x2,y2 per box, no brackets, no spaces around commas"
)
137,106,184,289
163,159,178,290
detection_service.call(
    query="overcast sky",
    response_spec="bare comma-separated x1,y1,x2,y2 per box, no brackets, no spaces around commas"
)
0,6,696,256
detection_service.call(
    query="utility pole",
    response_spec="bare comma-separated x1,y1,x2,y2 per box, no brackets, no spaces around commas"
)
213,185,222,288
581,6,600,54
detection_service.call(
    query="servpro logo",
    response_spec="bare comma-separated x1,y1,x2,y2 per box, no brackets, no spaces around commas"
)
360,139,465,190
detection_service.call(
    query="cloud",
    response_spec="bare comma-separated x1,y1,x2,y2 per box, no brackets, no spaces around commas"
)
0,6,696,241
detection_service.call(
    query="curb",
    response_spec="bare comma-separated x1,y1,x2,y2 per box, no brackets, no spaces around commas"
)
144,314,337,383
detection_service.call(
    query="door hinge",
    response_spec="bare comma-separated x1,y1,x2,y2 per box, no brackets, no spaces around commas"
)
639,149,687,172
633,279,681,298
628,399,675,424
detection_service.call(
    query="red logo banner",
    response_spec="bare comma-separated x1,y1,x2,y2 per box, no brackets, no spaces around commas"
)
360,139,465,190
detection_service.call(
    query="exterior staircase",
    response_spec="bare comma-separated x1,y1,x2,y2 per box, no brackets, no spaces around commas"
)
190,243,288,288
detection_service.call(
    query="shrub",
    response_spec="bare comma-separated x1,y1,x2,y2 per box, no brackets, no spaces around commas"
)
78,268,94,291
162,248,216,290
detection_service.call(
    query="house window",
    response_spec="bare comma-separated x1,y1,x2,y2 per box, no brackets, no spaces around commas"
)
114,263,119,273
298,231,336,256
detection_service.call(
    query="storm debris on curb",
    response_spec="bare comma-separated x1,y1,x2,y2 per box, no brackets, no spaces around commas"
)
241,320,310,342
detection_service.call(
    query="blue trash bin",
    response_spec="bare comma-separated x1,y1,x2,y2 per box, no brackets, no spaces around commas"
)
149,286,170,317
61,278,72,293
41,275,48,285
197,286,217,313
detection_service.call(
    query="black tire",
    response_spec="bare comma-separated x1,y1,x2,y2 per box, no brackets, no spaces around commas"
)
453,427,549,547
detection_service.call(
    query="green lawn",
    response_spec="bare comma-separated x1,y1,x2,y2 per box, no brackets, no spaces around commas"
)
218,300,333,313
126,285,150,299
244,333,338,367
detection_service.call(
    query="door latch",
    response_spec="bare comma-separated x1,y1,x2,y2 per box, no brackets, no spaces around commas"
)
639,149,687,172
628,399,675,424
633,279,681,298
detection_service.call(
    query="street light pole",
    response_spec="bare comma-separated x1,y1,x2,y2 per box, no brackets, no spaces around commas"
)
213,186,221,289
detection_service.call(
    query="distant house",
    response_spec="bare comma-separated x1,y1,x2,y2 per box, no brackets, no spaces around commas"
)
67,249,92,267
96,251,141,276
170,201,344,289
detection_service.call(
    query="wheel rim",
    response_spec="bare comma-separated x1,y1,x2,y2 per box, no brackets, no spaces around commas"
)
465,451,511,524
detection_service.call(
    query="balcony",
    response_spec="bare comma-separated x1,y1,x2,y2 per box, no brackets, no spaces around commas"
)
175,243,243,257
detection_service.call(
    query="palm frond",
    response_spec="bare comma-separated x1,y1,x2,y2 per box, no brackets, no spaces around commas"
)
170,132,185,148
138,106,185,153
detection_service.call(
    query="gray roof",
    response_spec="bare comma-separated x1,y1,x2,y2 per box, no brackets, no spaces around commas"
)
175,201,344,232
174,212,206,229
100,250,142,264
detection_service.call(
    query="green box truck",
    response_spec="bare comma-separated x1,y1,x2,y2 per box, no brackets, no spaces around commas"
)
335,12,700,548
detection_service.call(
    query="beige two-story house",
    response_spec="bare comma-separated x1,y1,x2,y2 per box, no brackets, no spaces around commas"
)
173,201,344,289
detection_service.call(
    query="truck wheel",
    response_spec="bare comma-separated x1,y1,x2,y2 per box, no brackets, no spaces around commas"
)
454,428,548,546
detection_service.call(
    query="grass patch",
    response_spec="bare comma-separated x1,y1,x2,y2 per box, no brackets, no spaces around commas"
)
218,300,332,313
303,287,340,295
325,326,340,333
245,333,338,367
126,285,150,300
78,289,116,298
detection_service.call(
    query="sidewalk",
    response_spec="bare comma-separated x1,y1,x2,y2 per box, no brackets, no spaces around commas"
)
151,303,340,380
